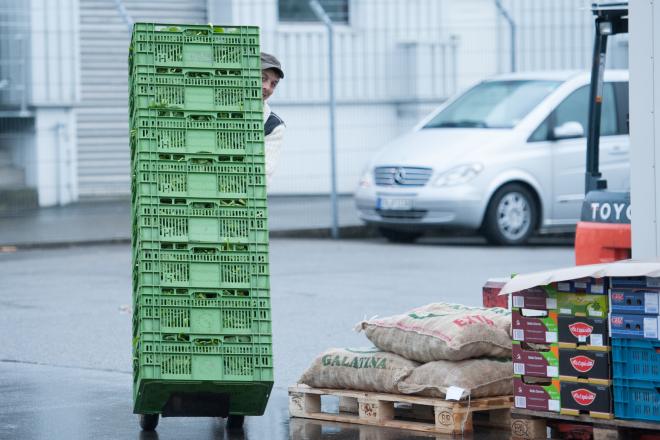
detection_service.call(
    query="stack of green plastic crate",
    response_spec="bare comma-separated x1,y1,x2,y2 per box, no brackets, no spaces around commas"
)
129,23,273,418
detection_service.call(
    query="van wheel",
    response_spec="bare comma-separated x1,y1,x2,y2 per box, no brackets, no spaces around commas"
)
378,227,423,243
483,184,537,245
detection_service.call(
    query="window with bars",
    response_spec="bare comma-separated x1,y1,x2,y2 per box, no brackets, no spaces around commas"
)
278,0,349,23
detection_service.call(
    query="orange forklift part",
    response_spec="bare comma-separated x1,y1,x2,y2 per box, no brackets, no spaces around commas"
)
575,222,631,266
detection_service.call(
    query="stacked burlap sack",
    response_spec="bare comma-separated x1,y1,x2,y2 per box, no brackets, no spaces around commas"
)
298,303,514,400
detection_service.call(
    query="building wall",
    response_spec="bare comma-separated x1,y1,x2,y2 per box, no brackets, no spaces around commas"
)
211,0,608,194
0,0,79,206
75,0,207,198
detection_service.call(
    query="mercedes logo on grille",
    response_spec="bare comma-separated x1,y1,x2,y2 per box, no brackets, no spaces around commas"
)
393,168,407,184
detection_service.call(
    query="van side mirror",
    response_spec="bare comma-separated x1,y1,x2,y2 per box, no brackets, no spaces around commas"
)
552,121,584,140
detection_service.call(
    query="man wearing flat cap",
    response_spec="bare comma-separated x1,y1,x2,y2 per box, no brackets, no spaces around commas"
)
261,52,285,182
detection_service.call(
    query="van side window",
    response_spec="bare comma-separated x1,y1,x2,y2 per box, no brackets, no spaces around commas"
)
528,83,620,142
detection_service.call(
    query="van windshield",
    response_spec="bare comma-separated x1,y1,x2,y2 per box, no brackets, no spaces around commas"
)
423,80,562,129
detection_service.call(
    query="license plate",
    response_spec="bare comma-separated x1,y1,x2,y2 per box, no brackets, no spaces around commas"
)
377,197,413,210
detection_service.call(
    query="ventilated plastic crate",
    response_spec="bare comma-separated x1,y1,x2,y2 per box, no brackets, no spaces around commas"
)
131,155,266,200
133,334,272,382
133,294,271,335
132,195,267,212
131,121,264,157
130,66,262,114
133,201,267,244
129,23,260,71
133,247,269,289
132,286,269,299
612,338,660,382
131,242,268,266
132,151,264,168
613,378,660,422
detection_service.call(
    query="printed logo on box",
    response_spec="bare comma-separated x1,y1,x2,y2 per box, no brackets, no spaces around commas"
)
571,388,597,406
611,293,624,302
611,316,623,326
568,322,593,338
569,355,595,373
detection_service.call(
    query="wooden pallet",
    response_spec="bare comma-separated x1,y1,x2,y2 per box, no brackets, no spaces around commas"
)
511,408,660,440
288,385,513,435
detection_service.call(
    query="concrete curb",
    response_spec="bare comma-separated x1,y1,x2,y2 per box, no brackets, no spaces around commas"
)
1,226,375,250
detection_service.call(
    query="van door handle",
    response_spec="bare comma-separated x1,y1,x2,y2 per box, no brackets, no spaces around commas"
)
609,146,628,155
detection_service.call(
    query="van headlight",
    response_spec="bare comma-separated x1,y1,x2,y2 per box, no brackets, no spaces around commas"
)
432,163,483,187
358,168,374,188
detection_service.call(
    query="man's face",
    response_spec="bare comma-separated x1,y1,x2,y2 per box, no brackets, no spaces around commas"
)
262,69,280,101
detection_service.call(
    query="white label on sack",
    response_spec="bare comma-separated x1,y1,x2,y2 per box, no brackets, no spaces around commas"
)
546,332,558,343
590,333,603,346
548,400,560,412
515,396,527,409
644,318,658,339
560,308,572,315
591,285,605,294
513,329,524,341
547,366,559,377
445,386,465,401
578,335,587,343
557,282,570,291
513,363,525,375
547,298,557,309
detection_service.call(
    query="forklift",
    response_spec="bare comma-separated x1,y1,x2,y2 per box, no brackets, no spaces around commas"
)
574,1,631,265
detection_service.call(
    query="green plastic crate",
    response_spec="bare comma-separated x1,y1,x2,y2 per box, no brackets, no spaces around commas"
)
130,111,263,157
132,195,266,212
133,335,272,382
131,287,270,308
133,247,269,289
129,23,260,71
131,151,265,168
129,67,262,113
133,295,271,335
131,108,262,125
132,286,269,299
133,380,273,416
131,241,268,266
131,156,266,200
132,201,268,244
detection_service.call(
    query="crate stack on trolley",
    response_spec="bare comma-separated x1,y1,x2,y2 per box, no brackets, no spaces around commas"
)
509,273,660,439
129,23,273,423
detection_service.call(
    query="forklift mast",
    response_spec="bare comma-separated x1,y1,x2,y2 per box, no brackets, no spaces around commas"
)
585,2,628,193
574,2,630,266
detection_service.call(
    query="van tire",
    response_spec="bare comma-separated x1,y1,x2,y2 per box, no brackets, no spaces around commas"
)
483,183,537,245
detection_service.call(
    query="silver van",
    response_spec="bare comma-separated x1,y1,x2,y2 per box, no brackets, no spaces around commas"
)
354,71,630,244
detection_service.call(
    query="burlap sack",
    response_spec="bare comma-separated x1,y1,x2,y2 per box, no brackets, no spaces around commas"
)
357,303,512,362
298,347,419,393
397,358,513,399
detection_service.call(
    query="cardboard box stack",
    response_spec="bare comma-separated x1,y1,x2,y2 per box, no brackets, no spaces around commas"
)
512,285,560,413
555,278,612,419
512,279,614,419
610,276,660,422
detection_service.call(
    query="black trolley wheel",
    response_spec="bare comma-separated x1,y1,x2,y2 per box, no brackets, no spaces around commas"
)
226,415,245,430
139,414,159,431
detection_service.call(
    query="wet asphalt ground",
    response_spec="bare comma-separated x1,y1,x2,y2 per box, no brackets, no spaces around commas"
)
0,237,573,439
